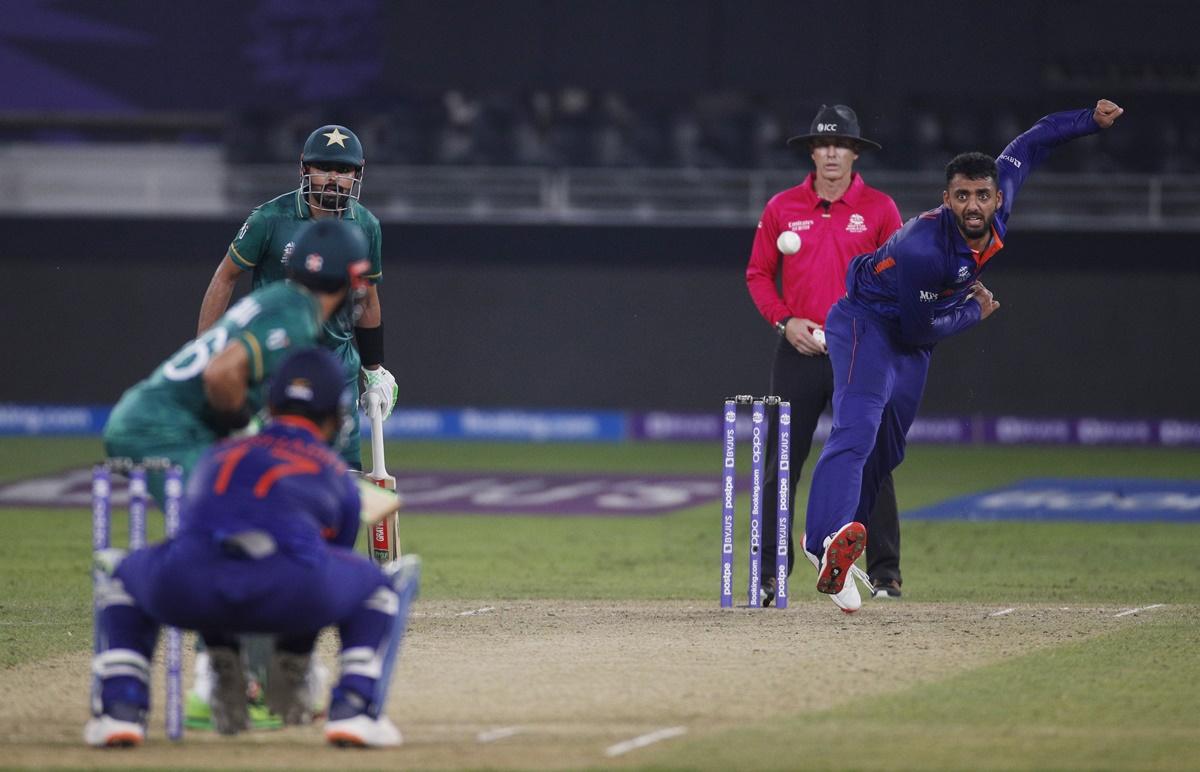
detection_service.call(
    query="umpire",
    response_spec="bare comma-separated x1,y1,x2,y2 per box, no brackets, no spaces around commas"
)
745,104,904,606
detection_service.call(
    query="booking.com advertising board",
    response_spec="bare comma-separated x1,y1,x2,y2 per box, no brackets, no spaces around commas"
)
3,405,1200,447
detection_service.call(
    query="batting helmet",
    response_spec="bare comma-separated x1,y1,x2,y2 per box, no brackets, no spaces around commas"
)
300,125,365,213
286,219,370,295
301,125,365,167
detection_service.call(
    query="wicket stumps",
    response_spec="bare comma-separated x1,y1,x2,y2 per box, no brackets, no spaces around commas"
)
92,459,185,741
720,396,791,609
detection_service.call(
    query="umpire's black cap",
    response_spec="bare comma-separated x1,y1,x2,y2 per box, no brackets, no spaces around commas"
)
787,104,882,151
268,347,346,419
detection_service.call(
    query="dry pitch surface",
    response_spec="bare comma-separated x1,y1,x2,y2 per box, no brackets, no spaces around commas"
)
0,599,1167,769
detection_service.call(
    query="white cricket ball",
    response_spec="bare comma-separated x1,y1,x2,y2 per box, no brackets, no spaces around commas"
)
776,230,801,255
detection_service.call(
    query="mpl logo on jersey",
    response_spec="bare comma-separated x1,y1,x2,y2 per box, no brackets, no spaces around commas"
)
907,478,1200,523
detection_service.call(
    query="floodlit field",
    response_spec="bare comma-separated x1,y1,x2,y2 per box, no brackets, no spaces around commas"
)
1,437,1197,769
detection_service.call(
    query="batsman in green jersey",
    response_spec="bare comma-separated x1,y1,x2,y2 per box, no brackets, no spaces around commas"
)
197,124,397,470
104,220,372,506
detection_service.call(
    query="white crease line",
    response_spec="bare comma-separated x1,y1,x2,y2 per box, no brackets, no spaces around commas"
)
988,608,1016,617
605,726,688,757
1114,604,1165,618
477,726,521,743
457,606,496,617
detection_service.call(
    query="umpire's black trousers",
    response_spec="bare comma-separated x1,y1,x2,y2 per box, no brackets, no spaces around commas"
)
762,335,902,585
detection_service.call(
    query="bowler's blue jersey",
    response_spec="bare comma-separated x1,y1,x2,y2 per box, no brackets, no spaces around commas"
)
181,418,361,560
846,108,1101,346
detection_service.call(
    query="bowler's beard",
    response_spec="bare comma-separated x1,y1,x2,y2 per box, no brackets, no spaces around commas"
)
957,210,994,240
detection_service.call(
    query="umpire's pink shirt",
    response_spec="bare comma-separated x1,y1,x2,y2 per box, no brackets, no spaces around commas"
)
747,173,901,326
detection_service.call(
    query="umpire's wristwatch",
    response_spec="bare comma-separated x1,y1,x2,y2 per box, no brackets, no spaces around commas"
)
775,317,792,336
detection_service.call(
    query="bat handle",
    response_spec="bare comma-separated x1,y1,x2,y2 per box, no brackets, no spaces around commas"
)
366,392,388,478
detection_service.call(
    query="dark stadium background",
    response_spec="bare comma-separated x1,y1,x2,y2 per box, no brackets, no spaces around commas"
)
3,0,1197,418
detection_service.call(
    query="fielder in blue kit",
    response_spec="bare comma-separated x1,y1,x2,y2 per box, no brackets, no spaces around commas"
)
804,100,1125,605
86,348,419,748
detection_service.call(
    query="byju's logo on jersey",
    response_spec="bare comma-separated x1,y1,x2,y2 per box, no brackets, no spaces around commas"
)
281,241,295,266
846,213,866,233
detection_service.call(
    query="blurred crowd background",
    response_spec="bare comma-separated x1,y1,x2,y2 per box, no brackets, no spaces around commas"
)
10,88,1198,175
3,0,1199,419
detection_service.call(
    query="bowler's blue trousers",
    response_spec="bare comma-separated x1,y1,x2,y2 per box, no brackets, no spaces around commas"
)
803,299,930,558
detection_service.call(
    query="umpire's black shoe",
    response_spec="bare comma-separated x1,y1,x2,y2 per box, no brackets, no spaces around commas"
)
870,578,902,599
760,576,778,607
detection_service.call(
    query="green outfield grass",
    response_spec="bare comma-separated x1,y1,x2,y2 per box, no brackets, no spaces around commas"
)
1,437,1197,769
652,609,1200,771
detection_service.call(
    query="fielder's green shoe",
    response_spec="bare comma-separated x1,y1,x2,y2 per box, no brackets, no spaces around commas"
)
184,690,283,731
184,691,211,730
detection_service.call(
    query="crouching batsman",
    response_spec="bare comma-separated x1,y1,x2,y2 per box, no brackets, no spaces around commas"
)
804,100,1124,611
86,347,419,748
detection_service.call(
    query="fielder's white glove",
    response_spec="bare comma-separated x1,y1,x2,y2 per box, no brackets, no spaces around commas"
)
360,366,398,420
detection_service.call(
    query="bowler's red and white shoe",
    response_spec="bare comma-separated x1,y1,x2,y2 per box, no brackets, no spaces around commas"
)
817,523,867,599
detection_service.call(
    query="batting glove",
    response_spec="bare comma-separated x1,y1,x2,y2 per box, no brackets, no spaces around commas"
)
361,366,398,420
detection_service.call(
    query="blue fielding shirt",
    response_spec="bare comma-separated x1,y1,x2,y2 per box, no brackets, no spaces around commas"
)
181,417,361,560
845,108,1102,347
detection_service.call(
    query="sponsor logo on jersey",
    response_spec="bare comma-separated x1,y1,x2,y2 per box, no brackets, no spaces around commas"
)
846,213,867,233
998,153,1022,168
237,220,250,241
266,328,290,351
788,219,813,231
919,290,938,302
281,241,295,266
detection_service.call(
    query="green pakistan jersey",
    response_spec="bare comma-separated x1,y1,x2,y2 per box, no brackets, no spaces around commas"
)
226,189,383,347
105,281,323,447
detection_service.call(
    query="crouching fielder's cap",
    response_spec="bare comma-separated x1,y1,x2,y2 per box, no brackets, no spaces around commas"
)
269,347,347,418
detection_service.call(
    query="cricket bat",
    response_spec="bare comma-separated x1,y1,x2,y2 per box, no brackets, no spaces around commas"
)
363,391,401,564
